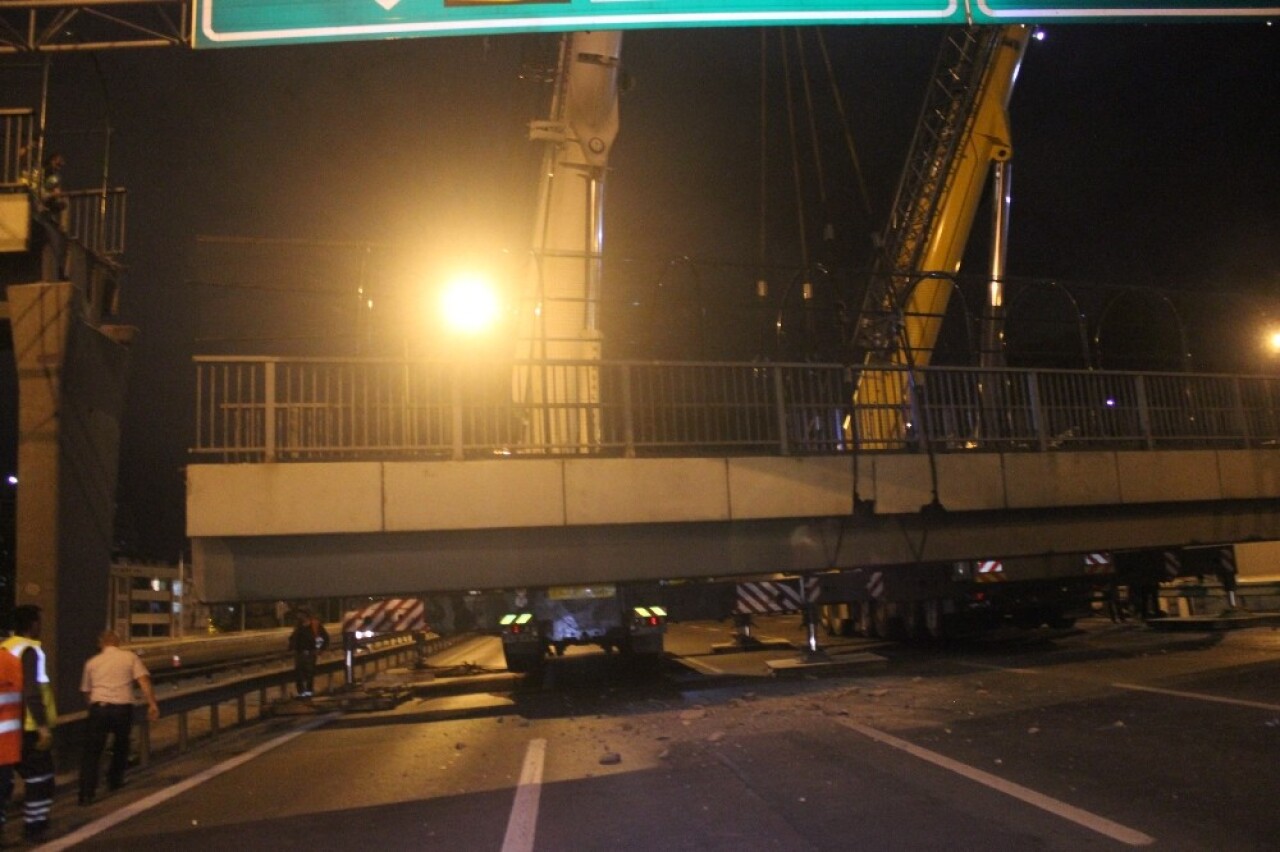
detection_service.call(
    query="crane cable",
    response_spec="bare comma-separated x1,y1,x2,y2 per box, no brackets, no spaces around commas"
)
757,28,768,282
779,30,810,276
795,28,829,243
815,29,875,224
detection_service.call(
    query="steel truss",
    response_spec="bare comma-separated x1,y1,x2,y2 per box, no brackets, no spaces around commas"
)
0,0,189,53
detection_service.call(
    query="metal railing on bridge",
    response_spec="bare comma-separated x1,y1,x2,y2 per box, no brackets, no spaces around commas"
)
0,108,34,189
192,357,1280,463
64,186,127,257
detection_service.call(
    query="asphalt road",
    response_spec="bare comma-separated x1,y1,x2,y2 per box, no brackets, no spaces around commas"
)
35,618,1280,851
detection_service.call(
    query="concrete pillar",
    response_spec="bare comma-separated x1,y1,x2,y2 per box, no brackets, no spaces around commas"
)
7,281,132,712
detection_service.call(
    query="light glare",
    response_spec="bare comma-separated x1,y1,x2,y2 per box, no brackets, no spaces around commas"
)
440,275,499,334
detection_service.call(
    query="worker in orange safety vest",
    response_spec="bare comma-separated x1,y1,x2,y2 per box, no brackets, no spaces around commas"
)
0,635,24,843
1,605,57,843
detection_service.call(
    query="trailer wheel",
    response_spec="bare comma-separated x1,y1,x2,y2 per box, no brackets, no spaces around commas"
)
822,605,853,637
901,602,924,641
874,601,907,640
870,601,890,634
924,599,946,640
855,601,875,637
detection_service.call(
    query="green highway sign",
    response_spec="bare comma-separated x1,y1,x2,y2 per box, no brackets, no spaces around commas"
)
193,0,1280,48
973,1,1279,20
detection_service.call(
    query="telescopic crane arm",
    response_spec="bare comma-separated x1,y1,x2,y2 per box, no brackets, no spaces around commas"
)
519,30,622,362
852,25,1031,448
515,32,622,450
856,24,1031,370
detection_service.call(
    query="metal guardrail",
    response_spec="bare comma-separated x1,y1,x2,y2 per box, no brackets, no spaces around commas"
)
192,357,1280,462
56,631,459,773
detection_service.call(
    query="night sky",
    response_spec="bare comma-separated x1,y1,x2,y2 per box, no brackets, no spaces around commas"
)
1,22,1277,559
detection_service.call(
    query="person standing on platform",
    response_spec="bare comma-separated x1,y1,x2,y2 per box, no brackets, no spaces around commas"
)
77,630,160,805
0,638,24,845
0,606,57,843
289,611,330,698
37,153,69,280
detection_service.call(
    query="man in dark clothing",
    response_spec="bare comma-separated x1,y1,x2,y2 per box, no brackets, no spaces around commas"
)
288,612,330,698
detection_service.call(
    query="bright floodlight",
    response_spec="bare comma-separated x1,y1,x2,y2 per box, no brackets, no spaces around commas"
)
1269,329,1280,353
440,274,500,334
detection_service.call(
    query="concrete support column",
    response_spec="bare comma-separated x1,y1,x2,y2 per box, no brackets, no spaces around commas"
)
7,281,132,712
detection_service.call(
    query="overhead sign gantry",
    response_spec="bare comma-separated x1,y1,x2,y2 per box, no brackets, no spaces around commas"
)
193,0,1280,48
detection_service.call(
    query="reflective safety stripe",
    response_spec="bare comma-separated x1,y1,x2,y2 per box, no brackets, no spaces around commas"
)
735,581,804,614
0,652,22,765
341,597,427,634
974,560,1005,583
0,638,57,729
2,638,49,683
501,613,533,626
650,605,668,617
1084,552,1113,574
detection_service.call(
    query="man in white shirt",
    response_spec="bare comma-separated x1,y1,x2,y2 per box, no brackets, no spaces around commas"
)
77,631,160,805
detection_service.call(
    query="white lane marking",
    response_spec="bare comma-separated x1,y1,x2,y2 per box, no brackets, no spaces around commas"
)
36,713,339,852
501,738,547,852
961,667,1280,711
837,719,1155,847
957,661,1039,675
1112,682,1280,712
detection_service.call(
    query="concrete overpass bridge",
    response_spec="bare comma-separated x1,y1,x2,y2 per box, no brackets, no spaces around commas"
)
186,357,1280,601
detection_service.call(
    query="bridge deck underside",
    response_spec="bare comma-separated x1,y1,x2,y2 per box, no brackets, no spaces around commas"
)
194,501,1280,602
189,451,1280,601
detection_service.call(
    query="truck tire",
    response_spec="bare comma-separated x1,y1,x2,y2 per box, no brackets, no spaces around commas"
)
503,646,544,674
1046,612,1076,630
625,633,664,658
870,601,888,639
1013,610,1044,630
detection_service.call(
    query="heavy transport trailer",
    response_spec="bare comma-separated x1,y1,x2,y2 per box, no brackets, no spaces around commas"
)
1113,542,1280,618
499,582,668,673
814,552,1114,641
